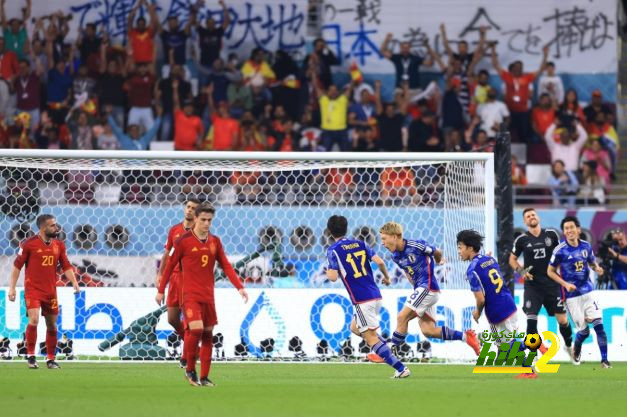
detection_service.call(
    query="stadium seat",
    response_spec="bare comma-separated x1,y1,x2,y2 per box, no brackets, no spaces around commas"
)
150,141,175,151
525,164,552,185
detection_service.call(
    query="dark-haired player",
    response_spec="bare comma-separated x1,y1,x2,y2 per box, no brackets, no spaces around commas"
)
457,229,535,379
325,215,409,378
547,216,610,368
157,203,248,386
509,208,573,358
156,198,199,367
8,214,80,369
379,222,480,356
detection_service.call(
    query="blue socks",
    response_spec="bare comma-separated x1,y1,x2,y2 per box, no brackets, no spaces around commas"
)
440,326,464,341
391,331,406,346
592,319,608,362
574,328,590,353
373,341,405,372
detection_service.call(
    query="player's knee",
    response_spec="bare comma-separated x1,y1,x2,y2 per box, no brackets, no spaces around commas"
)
28,316,39,326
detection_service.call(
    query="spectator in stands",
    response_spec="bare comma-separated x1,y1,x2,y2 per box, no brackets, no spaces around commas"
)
124,62,155,135
538,62,564,105
206,84,240,150
45,46,74,124
46,12,70,65
75,23,101,76
158,63,191,141
72,63,97,111
608,229,627,290
157,12,195,67
544,115,588,171
0,35,18,119
97,41,127,128
313,74,353,151
271,49,302,121
375,80,406,152
348,86,376,145
465,116,493,152
108,106,162,150
491,43,548,142
96,120,119,150
580,138,612,186
172,78,203,151
584,89,615,128
477,87,509,139
445,129,470,152
548,159,579,207
408,110,442,152
472,69,490,107
380,33,434,94
195,0,230,85
380,166,419,207
441,72,467,136
0,0,30,59
511,155,527,185
304,38,338,90
227,76,252,118
127,0,158,67
577,160,606,205
559,88,585,122
67,110,95,149
587,111,619,178
241,48,276,89
14,59,41,129
28,31,47,83
531,93,556,141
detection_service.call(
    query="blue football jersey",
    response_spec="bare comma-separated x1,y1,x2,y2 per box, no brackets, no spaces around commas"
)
391,239,439,291
466,254,517,325
549,240,596,299
327,238,382,304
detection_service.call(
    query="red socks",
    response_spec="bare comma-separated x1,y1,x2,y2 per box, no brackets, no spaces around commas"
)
25,324,37,356
200,331,213,379
176,323,187,361
46,330,57,360
184,328,203,372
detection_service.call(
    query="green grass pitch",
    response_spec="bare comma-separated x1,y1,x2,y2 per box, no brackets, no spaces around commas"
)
0,362,625,417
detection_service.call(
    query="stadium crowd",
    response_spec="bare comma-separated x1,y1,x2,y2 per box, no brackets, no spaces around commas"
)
0,0,620,206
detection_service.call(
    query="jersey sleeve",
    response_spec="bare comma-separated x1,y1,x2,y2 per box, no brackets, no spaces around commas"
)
412,239,435,255
58,242,73,272
215,237,244,290
164,227,174,250
549,246,562,267
13,241,29,270
326,247,339,271
159,238,183,293
586,244,597,264
466,265,482,292
512,234,525,256
364,244,375,261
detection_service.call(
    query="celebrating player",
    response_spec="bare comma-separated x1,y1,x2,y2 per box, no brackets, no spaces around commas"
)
457,230,535,379
156,203,248,386
325,215,410,378
379,222,480,356
156,198,199,367
509,208,574,358
547,216,610,368
8,214,80,369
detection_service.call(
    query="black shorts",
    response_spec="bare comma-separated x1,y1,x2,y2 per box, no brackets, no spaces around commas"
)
523,285,566,316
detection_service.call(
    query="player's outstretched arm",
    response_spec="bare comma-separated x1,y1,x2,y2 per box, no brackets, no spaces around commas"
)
471,291,485,322
547,265,576,292
372,255,391,286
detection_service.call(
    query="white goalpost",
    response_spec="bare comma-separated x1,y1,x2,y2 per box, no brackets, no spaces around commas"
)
0,150,494,362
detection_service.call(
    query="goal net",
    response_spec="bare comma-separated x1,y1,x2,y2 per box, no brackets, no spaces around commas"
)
0,150,493,362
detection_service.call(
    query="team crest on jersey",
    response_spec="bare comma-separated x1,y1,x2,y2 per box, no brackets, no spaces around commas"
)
186,308,194,318
191,247,198,252
545,237,552,246
408,254,416,263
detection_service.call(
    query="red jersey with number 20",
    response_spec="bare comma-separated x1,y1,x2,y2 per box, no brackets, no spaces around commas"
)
159,231,243,304
13,236,73,296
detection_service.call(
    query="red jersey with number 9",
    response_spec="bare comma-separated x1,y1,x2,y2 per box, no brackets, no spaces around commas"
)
13,236,73,296
159,231,243,304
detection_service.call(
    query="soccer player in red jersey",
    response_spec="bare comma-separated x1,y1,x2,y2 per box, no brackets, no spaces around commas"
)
156,198,199,367
157,203,248,387
8,214,80,369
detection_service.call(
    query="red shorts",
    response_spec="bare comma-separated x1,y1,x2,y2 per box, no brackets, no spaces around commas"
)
166,272,182,308
24,293,59,316
183,301,217,327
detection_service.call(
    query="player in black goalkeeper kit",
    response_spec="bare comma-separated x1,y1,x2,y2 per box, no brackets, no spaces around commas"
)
509,208,574,360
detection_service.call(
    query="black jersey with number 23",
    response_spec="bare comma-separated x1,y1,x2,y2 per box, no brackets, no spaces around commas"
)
512,228,561,289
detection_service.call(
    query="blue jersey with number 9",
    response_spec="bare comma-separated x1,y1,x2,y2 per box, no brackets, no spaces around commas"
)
466,254,517,324
327,238,381,304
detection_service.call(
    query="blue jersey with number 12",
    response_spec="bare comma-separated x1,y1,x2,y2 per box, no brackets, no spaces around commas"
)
327,238,381,304
466,254,517,325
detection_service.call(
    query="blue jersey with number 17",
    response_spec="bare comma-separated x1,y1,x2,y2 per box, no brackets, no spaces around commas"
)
327,238,382,304
466,254,517,325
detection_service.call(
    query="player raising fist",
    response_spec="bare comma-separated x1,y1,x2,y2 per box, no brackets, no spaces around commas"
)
9,214,80,369
157,203,248,386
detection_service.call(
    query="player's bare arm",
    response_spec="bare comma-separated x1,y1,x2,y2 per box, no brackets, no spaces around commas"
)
326,268,339,282
433,249,444,265
64,268,81,293
8,265,20,302
471,291,485,322
589,262,604,276
508,252,533,280
372,255,391,286
547,265,576,292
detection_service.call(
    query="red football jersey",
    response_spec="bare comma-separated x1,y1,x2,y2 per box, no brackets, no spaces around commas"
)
164,222,192,274
159,231,243,303
14,236,73,296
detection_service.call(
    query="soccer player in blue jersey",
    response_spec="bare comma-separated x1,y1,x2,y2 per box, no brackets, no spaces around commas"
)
379,222,480,356
457,229,536,379
326,215,411,379
547,216,610,368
